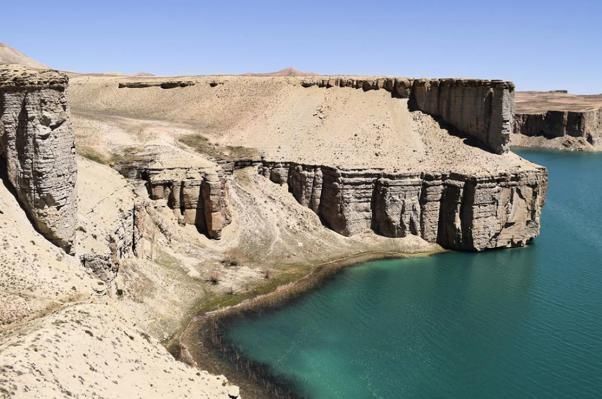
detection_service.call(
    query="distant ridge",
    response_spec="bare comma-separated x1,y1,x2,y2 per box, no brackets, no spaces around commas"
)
242,67,315,77
0,43,47,69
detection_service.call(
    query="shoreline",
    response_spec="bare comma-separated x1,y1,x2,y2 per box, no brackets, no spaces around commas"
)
175,248,443,398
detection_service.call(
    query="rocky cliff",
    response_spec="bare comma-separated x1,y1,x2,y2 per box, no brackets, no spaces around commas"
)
233,160,547,251
0,65,77,252
116,148,232,240
514,109,601,144
513,91,602,148
143,167,231,239
300,77,515,154
67,73,547,251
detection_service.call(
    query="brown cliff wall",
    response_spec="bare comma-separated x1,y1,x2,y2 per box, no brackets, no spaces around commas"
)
129,166,231,240
514,108,601,144
300,77,515,154
0,65,77,252
236,161,547,251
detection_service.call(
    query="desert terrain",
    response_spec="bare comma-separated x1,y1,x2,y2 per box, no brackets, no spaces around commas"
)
69,74,534,174
1,53,547,398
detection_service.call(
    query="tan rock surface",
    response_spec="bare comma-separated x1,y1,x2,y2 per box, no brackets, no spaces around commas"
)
69,74,546,251
513,91,602,150
0,65,77,252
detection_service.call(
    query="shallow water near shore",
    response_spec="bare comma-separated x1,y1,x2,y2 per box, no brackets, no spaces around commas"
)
224,150,602,398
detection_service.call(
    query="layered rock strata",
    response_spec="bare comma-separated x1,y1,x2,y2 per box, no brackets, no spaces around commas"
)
300,77,515,154
514,108,601,144
122,164,231,240
0,65,77,252
233,160,547,251
513,91,602,146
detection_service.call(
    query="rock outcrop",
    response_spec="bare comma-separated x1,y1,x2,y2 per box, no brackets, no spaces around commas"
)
118,80,195,89
118,156,231,240
513,91,602,147
514,109,601,144
75,158,140,283
145,168,230,239
0,65,77,252
300,77,515,154
235,160,547,251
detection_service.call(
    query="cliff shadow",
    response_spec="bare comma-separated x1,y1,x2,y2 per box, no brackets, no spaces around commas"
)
0,155,41,237
426,114,492,153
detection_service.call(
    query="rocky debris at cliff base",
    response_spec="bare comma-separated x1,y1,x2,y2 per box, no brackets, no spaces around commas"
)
299,76,515,154
0,173,93,326
511,134,597,152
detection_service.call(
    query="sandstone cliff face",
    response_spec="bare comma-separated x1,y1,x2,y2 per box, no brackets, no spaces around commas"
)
514,109,601,144
0,65,77,252
121,164,231,240
410,79,514,155
300,77,514,154
241,161,546,251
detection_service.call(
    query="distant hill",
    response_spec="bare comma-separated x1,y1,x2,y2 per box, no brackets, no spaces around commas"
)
0,43,47,69
243,67,315,77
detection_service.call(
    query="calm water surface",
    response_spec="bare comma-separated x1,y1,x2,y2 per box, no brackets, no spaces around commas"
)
225,151,602,398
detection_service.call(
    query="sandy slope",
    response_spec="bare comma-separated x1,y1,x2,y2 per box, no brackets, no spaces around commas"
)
0,303,237,399
0,158,243,398
69,75,537,175
0,178,93,327
0,43,47,69
516,91,602,113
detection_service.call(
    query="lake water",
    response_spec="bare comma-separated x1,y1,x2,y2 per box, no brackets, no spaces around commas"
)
225,151,602,398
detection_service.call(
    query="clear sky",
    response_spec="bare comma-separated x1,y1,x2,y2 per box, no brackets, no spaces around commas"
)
3,0,601,93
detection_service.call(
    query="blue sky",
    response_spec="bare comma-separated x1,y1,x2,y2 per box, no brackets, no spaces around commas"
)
3,0,601,93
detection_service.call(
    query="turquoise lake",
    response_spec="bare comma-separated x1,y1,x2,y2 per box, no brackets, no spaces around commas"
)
225,151,602,398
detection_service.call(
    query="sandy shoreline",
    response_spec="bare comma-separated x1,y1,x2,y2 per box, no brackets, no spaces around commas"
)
176,248,443,399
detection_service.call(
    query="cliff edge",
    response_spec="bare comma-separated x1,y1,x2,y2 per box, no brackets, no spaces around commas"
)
513,91,602,150
0,65,77,252
70,73,547,251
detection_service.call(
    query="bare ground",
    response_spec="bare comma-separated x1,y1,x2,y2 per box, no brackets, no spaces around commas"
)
2,73,542,398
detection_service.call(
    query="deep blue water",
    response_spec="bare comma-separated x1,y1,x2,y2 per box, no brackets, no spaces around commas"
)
225,151,602,398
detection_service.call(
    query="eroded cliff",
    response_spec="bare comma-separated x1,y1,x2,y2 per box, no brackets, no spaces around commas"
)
513,91,602,150
234,161,546,251
300,77,515,154
116,146,232,240
68,73,547,252
0,65,77,252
